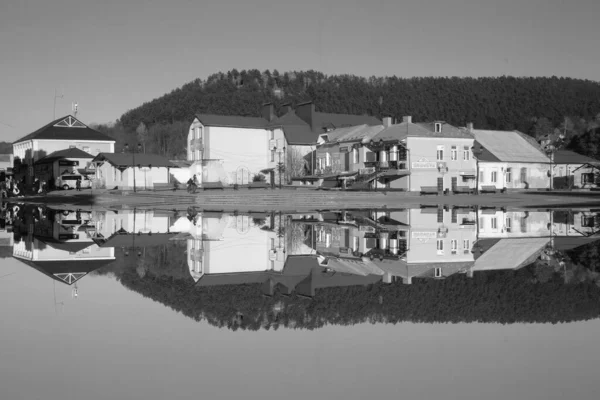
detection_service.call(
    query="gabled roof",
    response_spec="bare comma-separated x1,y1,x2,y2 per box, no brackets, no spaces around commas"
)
14,115,115,144
92,153,178,168
472,238,549,271
553,150,600,165
38,238,94,253
320,124,386,145
470,129,550,163
95,233,178,248
372,121,471,142
35,148,94,164
195,114,269,129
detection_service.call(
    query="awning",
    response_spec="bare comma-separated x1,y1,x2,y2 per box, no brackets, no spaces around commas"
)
459,171,477,178
339,146,351,153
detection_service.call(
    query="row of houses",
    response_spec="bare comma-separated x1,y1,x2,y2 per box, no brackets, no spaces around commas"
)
183,103,600,191
4,205,597,295
6,103,600,192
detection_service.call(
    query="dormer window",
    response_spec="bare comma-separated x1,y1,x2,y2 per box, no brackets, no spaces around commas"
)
434,123,442,133
434,267,442,278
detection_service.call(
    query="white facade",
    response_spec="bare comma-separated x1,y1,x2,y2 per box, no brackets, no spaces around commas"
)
95,162,171,190
478,162,550,190
14,139,114,164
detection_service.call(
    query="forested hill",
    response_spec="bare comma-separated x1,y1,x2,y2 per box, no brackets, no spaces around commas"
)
120,71,600,133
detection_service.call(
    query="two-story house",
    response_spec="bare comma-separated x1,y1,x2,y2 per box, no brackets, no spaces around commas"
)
13,115,115,176
34,147,95,189
467,123,551,190
186,101,381,187
370,117,476,191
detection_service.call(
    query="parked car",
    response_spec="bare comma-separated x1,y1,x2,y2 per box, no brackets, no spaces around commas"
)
55,174,92,190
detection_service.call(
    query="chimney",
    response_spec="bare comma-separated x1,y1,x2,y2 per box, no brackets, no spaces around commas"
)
466,269,474,278
466,122,474,132
262,103,275,122
382,272,393,284
296,101,316,132
280,103,292,115
382,117,392,128
402,276,412,285
402,116,412,124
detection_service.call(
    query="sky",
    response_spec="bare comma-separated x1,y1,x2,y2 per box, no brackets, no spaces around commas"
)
1,0,599,142
1,257,600,400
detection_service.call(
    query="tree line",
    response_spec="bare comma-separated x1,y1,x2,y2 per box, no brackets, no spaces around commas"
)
90,71,600,160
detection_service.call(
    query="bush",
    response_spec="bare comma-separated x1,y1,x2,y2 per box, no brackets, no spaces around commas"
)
253,174,266,182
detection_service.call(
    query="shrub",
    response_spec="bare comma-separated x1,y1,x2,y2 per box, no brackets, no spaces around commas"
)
253,174,266,182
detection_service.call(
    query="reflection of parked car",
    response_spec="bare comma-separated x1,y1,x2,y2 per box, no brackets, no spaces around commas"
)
55,174,92,190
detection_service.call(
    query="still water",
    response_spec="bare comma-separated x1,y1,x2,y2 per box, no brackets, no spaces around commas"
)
1,203,600,399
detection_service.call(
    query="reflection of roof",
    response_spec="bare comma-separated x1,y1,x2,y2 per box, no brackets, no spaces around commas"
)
195,114,269,129
472,238,549,271
553,150,600,165
93,153,178,168
14,115,115,144
15,258,113,285
38,238,94,253
471,129,550,163
95,233,178,247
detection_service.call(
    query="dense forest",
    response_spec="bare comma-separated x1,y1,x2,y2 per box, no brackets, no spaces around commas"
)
92,71,600,160
114,265,600,331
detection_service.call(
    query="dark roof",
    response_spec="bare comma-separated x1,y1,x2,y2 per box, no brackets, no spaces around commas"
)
14,115,115,144
36,148,94,164
195,114,269,129
38,238,94,253
16,258,113,285
553,150,600,165
92,153,178,168
281,125,319,145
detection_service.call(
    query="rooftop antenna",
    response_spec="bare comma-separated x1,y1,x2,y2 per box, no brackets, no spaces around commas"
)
72,102,78,118
53,88,64,119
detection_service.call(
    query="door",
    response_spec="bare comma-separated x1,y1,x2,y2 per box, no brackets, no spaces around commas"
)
437,177,444,193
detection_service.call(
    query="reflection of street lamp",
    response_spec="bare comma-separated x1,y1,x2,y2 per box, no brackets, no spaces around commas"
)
123,143,142,192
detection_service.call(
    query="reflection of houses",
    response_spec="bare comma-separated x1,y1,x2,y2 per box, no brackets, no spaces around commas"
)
477,209,552,238
92,209,173,239
12,115,115,176
368,116,476,191
11,207,114,285
468,124,551,190
552,150,600,189
34,148,95,187
187,101,380,186
92,153,178,190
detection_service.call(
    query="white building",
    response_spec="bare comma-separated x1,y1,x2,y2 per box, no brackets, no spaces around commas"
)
13,115,115,165
468,124,551,190
93,153,177,190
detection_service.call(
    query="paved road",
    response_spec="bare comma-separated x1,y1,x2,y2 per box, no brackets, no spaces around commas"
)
73,188,600,212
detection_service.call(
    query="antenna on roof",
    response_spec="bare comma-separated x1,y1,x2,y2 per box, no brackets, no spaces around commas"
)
53,88,64,119
72,102,78,118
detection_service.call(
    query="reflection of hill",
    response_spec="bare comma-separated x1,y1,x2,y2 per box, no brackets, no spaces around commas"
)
119,265,600,331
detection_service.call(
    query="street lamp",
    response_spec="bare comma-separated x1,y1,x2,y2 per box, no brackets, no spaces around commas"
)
123,143,142,192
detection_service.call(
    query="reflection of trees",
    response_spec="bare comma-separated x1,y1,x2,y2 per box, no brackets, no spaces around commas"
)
117,265,600,332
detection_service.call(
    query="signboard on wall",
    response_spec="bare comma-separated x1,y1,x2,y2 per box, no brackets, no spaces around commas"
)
411,231,437,239
411,162,437,169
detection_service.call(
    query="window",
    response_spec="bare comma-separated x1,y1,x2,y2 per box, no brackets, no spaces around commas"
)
479,170,484,183
451,239,458,254
437,145,444,161
463,239,470,250
491,171,497,183
479,217,485,231
451,146,457,160
491,218,497,229
506,168,512,183
437,239,444,255
271,130,275,140
520,167,527,183
582,216,595,227
83,146,90,153
435,123,442,133
352,236,359,251
434,267,442,278
506,217,512,232
325,153,332,167
271,149,275,162
352,148,359,164
437,208,444,223
463,146,470,161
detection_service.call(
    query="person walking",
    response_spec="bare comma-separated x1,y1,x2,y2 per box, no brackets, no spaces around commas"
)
76,178,81,191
